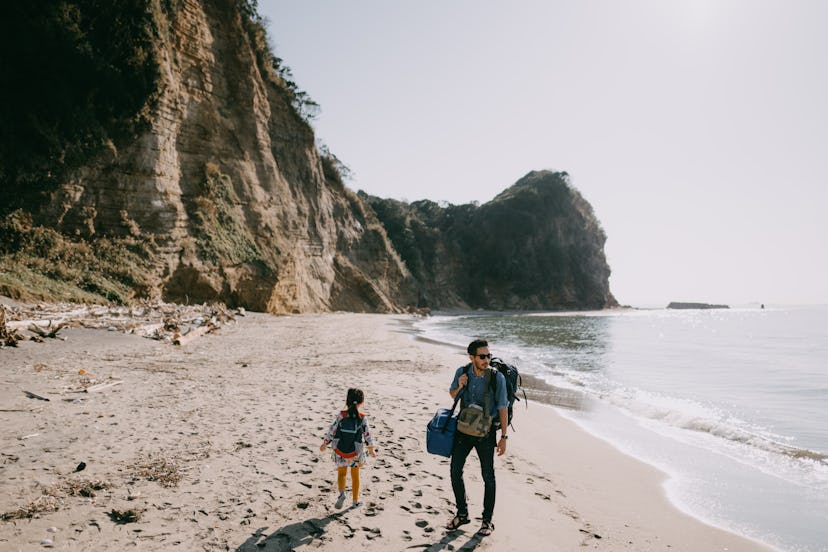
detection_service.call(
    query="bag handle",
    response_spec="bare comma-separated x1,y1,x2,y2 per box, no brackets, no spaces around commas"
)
440,386,466,433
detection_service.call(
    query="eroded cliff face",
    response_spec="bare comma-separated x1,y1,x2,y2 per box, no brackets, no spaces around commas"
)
33,0,415,313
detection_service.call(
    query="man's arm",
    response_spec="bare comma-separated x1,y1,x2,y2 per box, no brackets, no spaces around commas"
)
498,408,508,435
449,368,467,399
496,407,509,456
494,372,509,455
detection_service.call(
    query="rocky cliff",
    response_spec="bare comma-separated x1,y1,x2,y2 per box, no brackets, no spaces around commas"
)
0,1,616,313
1,0,414,313
363,171,617,310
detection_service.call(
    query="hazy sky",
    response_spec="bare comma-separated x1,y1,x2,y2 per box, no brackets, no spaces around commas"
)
259,1,827,307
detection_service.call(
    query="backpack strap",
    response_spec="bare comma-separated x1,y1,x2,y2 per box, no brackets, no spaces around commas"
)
489,367,508,430
460,363,472,409
337,410,365,432
483,369,492,419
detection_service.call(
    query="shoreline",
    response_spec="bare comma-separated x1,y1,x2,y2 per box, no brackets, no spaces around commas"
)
398,316,778,551
0,311,774,550
410,306,828,552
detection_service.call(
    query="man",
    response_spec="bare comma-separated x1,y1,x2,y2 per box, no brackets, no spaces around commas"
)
446,339,508,537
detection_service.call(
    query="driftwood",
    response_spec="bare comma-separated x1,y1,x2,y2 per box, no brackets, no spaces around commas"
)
135,323,165,338
0,307,21,346
2,300,236,347
25,320,68,340
173,325,213,346
23,390,50,401
84,381,124,393
6,319,61,331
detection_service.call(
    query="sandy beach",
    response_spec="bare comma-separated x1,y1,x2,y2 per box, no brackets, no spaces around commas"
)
0,309,774,551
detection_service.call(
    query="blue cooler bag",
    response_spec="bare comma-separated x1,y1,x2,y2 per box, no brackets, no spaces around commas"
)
426,393,463,457
426,408,457,457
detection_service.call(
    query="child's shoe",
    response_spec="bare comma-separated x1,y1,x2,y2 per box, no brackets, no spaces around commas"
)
352,500,362,508
335,492,347,509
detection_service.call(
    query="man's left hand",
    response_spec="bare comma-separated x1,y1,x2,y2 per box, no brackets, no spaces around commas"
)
496,438,507,456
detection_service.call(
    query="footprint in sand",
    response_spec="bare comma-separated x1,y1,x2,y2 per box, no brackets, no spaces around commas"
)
414,519,436,534
579,525,603,543
561,507,580,520
363,502,382,517
361,526,381,540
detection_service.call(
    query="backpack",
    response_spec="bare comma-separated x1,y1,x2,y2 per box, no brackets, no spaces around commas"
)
465,358,526,430
334,411,364,458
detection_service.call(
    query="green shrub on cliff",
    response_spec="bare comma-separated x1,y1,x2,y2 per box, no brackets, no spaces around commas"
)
235,0,320,122
189,163,269,269
0,211,156,304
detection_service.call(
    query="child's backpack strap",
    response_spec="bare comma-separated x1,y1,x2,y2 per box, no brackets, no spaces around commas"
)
337,410,364,427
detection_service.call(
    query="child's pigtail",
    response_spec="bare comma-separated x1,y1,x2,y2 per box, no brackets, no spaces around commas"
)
346,388,364,419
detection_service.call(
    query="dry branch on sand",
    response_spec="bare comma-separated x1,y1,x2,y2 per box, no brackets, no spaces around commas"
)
22,390,50,401
0,479,111,521
62,478,111,498
108,509,142,524
0,495,61,521
83,381,124,393
26,320,68,340
127,456,184,488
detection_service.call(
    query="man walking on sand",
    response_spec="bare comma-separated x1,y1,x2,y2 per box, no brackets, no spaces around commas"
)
446,339,508,537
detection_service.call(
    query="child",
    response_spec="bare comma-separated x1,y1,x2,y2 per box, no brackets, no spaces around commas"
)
320,388,377,508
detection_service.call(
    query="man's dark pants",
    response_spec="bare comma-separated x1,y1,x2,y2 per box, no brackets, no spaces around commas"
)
450,428,496,522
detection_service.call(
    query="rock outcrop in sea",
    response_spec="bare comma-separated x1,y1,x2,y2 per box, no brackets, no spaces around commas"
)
667,302,729,310
363,171,617,310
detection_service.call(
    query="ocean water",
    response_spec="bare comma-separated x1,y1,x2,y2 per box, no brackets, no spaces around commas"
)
414,306,828,552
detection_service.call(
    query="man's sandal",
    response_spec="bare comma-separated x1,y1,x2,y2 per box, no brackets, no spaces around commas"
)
477,521,494,536
446,514,470,530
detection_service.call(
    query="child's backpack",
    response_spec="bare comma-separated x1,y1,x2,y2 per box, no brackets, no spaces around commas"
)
333,412,364,458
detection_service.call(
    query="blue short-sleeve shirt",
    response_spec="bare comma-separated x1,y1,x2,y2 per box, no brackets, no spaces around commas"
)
450,365,508,418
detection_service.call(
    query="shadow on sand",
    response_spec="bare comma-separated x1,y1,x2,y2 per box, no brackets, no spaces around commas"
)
406,528,484,551
235,513,485,551
235,511,346,551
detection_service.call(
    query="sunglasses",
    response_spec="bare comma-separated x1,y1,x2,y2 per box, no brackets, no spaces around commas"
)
475,354,492,360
